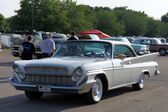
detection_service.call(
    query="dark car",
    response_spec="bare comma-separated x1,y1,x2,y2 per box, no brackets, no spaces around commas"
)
133,38,168,56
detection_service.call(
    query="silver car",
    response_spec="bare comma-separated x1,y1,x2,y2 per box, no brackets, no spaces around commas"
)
9,40,159,104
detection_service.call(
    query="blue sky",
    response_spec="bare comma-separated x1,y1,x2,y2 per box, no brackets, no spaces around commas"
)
0,0,168,20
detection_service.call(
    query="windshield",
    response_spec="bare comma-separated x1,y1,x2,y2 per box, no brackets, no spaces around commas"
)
88,34,100,40
104,38,130,44
54,41,112,58
154,38,162,44
33,33,43,46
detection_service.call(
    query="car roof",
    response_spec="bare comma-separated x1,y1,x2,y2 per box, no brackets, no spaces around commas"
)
103,37,130,43
135,38,159,40
65,40,130,46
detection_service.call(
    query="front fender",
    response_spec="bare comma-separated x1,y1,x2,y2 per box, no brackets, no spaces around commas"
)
86,69,110,90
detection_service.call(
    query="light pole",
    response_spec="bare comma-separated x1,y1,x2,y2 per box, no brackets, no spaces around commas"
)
31,0,35,31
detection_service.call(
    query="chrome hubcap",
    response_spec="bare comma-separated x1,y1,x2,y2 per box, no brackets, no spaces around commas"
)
160,50,166,55
139,75,144,88
92,79,103,102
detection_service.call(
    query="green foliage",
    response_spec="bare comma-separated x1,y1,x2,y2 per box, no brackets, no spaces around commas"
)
161,13,168,23
114,8,148,36
145,18,160,37
157,22,168,37
0,13,8,32
95,10,125,36
66,5,95,32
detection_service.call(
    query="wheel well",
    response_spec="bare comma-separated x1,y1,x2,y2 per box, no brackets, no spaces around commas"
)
95,74,108,92
143,71,150,78
159,48,166,51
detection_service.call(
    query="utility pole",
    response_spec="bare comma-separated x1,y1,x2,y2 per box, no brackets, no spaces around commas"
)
32,0,35,31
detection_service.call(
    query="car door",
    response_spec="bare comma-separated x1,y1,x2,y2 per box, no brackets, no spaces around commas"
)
111,44,136,87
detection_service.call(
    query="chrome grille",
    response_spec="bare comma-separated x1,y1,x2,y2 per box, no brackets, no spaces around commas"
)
24,74,75,86
24,67,68,76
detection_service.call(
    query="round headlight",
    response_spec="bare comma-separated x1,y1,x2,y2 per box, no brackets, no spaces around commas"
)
18,73,26,80
71,68,82,82
13,64,21,73
13,64,25,80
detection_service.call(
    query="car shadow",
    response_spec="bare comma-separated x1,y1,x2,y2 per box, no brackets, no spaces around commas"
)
0,86,135,112
103,86,134,99
0,77,9,84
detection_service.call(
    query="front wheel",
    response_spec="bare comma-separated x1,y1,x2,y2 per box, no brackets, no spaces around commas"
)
159,49,166,56
25,91,43,100
132,74,144,90
86,78,103,104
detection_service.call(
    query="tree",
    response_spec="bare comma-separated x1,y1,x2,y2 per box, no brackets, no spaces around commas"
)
145,18,160,37
8,0,168,37
0,13,8,32
9,0,75,32
114,9,148,36
161,13,168,23
66,5,95,32
95,10,125,36
156,22,168,37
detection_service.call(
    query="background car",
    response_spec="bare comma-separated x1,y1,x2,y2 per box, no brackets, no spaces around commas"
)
11,32,67,59
133,38,168,56
35,33,67,58
103,37,150,55
78,34,100,40
11,32,43,57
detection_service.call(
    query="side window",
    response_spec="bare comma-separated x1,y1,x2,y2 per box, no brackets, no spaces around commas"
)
113,45,135,58
141,39,150,45
151,40,157,44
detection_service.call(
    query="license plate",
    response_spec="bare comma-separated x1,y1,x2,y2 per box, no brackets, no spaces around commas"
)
38,85,51,92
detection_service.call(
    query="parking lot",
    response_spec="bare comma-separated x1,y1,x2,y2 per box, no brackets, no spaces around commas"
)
0,50,168,112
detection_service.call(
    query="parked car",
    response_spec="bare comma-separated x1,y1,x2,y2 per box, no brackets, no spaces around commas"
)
11,32,43,57
11,32,67,59
133,38,168,56
103,37,150,55
78,34,100,40
158,38,166,43
126,37,134,43
10,40,159,104
35,33,67,58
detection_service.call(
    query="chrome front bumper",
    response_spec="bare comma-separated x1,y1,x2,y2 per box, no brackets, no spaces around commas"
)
9,78,94,94
155,70,160,76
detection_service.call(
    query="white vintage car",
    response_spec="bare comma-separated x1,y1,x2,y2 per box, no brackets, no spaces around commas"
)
9,40,160,103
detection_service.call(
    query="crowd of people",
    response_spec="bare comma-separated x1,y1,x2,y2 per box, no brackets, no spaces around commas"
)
19,31,79,60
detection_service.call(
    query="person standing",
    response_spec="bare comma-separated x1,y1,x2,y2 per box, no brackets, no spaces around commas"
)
19,35,35,60
40,33,56,58
68,31,79,40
